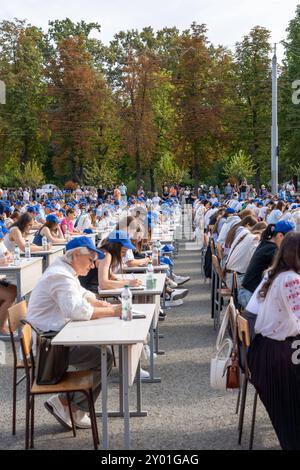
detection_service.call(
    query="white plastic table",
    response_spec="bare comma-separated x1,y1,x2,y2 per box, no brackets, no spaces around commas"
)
52,303,155,450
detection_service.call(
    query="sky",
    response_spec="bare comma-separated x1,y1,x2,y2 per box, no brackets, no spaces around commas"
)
1,0,299,62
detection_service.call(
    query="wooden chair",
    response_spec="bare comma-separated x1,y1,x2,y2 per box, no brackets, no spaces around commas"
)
236,314,258,450
19,322,99,450
211,254,232,330
8,301,29,435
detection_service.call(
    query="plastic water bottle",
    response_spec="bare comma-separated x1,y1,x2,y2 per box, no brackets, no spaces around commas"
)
152,244,159,266
65,229,70,242
121,285,132,321
156,241,162,265
146,261,154,289
42,236,48,251
24,239,31,259
14,245,20,265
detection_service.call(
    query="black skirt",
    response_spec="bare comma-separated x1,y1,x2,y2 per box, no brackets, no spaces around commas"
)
248,333,300,450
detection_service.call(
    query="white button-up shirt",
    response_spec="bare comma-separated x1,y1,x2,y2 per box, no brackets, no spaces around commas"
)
27,257,95,332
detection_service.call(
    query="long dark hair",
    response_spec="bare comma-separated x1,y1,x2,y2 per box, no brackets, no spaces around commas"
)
259,231,300,298
10,213,33,234
100,240,123,274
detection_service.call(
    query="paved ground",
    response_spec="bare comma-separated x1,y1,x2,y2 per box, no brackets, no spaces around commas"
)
0,242,280,450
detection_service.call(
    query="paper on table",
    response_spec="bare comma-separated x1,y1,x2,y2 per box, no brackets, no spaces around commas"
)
129,285,146,290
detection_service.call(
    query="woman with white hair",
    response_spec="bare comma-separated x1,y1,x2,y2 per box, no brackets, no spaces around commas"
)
27,236,121,431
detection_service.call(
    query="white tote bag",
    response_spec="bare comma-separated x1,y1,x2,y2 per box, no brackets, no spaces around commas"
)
210,299,234,390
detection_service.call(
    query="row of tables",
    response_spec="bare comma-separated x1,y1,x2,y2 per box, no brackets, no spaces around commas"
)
0,220,182,450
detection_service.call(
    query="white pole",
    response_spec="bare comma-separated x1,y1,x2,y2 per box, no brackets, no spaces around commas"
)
271,43,278,195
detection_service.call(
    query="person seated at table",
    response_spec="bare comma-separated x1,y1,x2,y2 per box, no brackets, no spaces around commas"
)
0,229,16,335
80,230,143,291
5,210,20,228
33,214,65,246
76,207,96,232
60,208,80,235
27,236,122,430
116,217,150,268
26,206,43,229
3,213,42,253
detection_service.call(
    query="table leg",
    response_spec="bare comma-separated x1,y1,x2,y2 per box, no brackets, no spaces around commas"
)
142,317,161,384
101,345,108,449
123,345,130,449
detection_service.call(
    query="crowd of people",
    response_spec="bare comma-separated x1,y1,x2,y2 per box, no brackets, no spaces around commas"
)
194,182,300,450
2,177,300,448
0,182,192,432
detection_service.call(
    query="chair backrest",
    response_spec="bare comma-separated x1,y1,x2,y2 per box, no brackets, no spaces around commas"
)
19,323,34,384
211,254,224,280
8,300,27,333
237,314,251,348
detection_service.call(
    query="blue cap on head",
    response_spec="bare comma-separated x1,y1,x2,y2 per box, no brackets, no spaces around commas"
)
59,208,66,215
258,201,264,206
161,244,174,253
83,228,94,234
291,204,298,210
46,214,59,224
212,202,220,208
226,208,235,214
274,220,295,234
0,223,9,234
65,236,105,259
107,230,136,250
27,206,36,213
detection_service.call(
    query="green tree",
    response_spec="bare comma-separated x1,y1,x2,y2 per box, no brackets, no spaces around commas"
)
233,26,272,187
16,160,45,187
0,19,49,169
279,5,300,181
224,150,256,182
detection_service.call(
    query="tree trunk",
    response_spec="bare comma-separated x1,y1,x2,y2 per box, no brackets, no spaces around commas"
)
135,149,142,187
149,168,155,192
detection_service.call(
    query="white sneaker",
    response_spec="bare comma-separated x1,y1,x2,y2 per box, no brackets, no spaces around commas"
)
165,299,184,308
73,409,92,429
173,275,190,285
45,395,72,430
140,368,150,379
143,344,157,360
167,279,178,288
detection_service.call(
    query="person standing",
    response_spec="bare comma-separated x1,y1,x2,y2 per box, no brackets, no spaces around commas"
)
119,182,127,202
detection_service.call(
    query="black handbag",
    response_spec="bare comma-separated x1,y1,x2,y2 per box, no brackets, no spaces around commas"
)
22,321,69,385
35,330,69,385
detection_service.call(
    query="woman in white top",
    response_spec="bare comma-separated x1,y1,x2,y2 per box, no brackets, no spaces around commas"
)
4,213,42,253
247,231,300,450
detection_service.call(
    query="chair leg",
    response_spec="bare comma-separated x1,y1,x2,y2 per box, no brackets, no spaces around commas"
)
12,366,17,435
238,375,248,445
89,389,100,445
112,345,117,368
66,393,76,437
25,392,30,450
235,389,241,415
30,395,35,449
86,390,98,450
249,390,258,450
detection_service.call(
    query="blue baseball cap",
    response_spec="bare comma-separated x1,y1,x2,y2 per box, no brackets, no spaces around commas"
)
107,230,136,250
291,204,298,210
274,220,295,234
46,214,59,224
27,206,37,213
83,228,94,234
226,208,235,214
65,236,105,259
212,202,220,208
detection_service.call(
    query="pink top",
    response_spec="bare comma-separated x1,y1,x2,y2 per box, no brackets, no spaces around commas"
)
60,218,74,234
